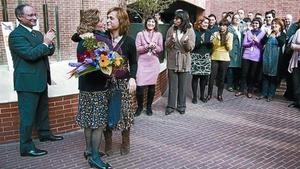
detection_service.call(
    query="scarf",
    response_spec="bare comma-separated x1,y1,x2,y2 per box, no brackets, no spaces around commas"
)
251,28,261,36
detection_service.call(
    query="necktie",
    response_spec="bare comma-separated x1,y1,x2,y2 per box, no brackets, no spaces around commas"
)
31,31,36,37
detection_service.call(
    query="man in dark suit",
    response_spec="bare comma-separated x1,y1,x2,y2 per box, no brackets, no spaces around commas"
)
8,3,63,157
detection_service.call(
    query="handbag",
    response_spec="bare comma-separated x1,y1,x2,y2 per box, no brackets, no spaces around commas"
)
107,79,122,128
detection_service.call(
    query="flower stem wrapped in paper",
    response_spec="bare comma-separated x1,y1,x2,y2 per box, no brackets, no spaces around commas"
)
68,32,124,78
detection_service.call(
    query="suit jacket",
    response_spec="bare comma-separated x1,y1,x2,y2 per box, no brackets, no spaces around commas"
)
9,25,55,92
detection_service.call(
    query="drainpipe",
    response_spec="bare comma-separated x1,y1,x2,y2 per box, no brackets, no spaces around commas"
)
43,0,49,33
80,0,84,19
1,0,8,21
54,1,61,61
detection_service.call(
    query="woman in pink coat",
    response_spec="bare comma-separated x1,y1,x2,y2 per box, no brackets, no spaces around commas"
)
135,16,163,116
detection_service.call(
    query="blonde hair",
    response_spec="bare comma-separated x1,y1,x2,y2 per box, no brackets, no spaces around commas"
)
77,9,100,34
107,7,130,35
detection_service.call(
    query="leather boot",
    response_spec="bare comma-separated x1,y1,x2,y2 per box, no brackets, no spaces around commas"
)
120,128,130,155
135,87,144,117
103,128,113,156
146,86,155,116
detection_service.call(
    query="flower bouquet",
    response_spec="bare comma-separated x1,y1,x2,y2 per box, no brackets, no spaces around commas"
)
68,33,124,78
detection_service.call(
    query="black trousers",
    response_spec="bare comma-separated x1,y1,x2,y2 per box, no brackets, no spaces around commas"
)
292,66,300,106
192,75,208,99
17,88,51,153
226,67,241,89
239,59,259,93
208,60,230,96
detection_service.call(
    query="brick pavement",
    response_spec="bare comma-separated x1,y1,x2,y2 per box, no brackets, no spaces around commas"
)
1,85,300,169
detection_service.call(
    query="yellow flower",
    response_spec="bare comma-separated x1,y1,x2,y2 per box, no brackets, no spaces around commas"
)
114,56,123,67
99,54,109,68
100,66,112,75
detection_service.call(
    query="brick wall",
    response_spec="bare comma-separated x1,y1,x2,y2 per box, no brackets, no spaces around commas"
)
0,70,167,144
1,1,299,64
0,94,79,144
205,0,300,21
0,0,119,64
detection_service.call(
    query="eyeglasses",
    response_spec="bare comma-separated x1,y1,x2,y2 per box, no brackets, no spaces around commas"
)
23,13,38,18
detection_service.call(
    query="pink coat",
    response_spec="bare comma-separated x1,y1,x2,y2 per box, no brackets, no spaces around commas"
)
135,30,163,86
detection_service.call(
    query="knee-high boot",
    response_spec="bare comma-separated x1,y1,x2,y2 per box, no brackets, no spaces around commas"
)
120,128,130,155
134,86,144,117
146,85,155,116
103,127,113,156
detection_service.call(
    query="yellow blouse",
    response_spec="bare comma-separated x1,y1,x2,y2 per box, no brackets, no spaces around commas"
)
211,32,233,61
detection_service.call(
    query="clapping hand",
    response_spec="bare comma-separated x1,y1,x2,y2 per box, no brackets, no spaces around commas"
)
252,35,258,43
148,42,156,50
44,28,56,45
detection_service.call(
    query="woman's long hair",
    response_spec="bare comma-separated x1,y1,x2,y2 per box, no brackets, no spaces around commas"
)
219,19,230,46
107,7,130,36
194,16,209,31
174,10,191,33
272,18,285,32
77,9,100,34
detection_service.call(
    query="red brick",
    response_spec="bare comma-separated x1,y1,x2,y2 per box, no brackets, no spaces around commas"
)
0,113,12,118
50,95,64,101
4,134,19,141
1,107,17,113
0,121,13,127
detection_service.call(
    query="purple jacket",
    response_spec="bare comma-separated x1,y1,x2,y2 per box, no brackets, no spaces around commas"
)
242,29,265,62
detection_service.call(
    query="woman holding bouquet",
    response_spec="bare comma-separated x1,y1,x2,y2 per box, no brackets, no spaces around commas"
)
134,16,163,116
103,7,137,156
74,9,112,169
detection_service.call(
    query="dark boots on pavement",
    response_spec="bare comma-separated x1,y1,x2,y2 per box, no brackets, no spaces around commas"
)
120,128,130,155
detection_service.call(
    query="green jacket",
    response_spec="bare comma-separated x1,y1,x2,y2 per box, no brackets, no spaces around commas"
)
8,25,55,92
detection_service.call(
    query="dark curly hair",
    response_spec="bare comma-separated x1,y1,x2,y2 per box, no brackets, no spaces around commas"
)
144,16,158,32
173,9,191,33
252,17,263,28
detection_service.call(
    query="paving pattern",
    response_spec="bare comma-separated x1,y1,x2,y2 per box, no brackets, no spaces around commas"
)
1,84,300,169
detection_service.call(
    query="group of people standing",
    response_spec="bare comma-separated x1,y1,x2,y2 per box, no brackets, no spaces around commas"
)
8,2,300,169
165,8,300,118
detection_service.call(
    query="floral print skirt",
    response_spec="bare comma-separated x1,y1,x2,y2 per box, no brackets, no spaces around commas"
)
109,79,135,130
76,90,109,129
